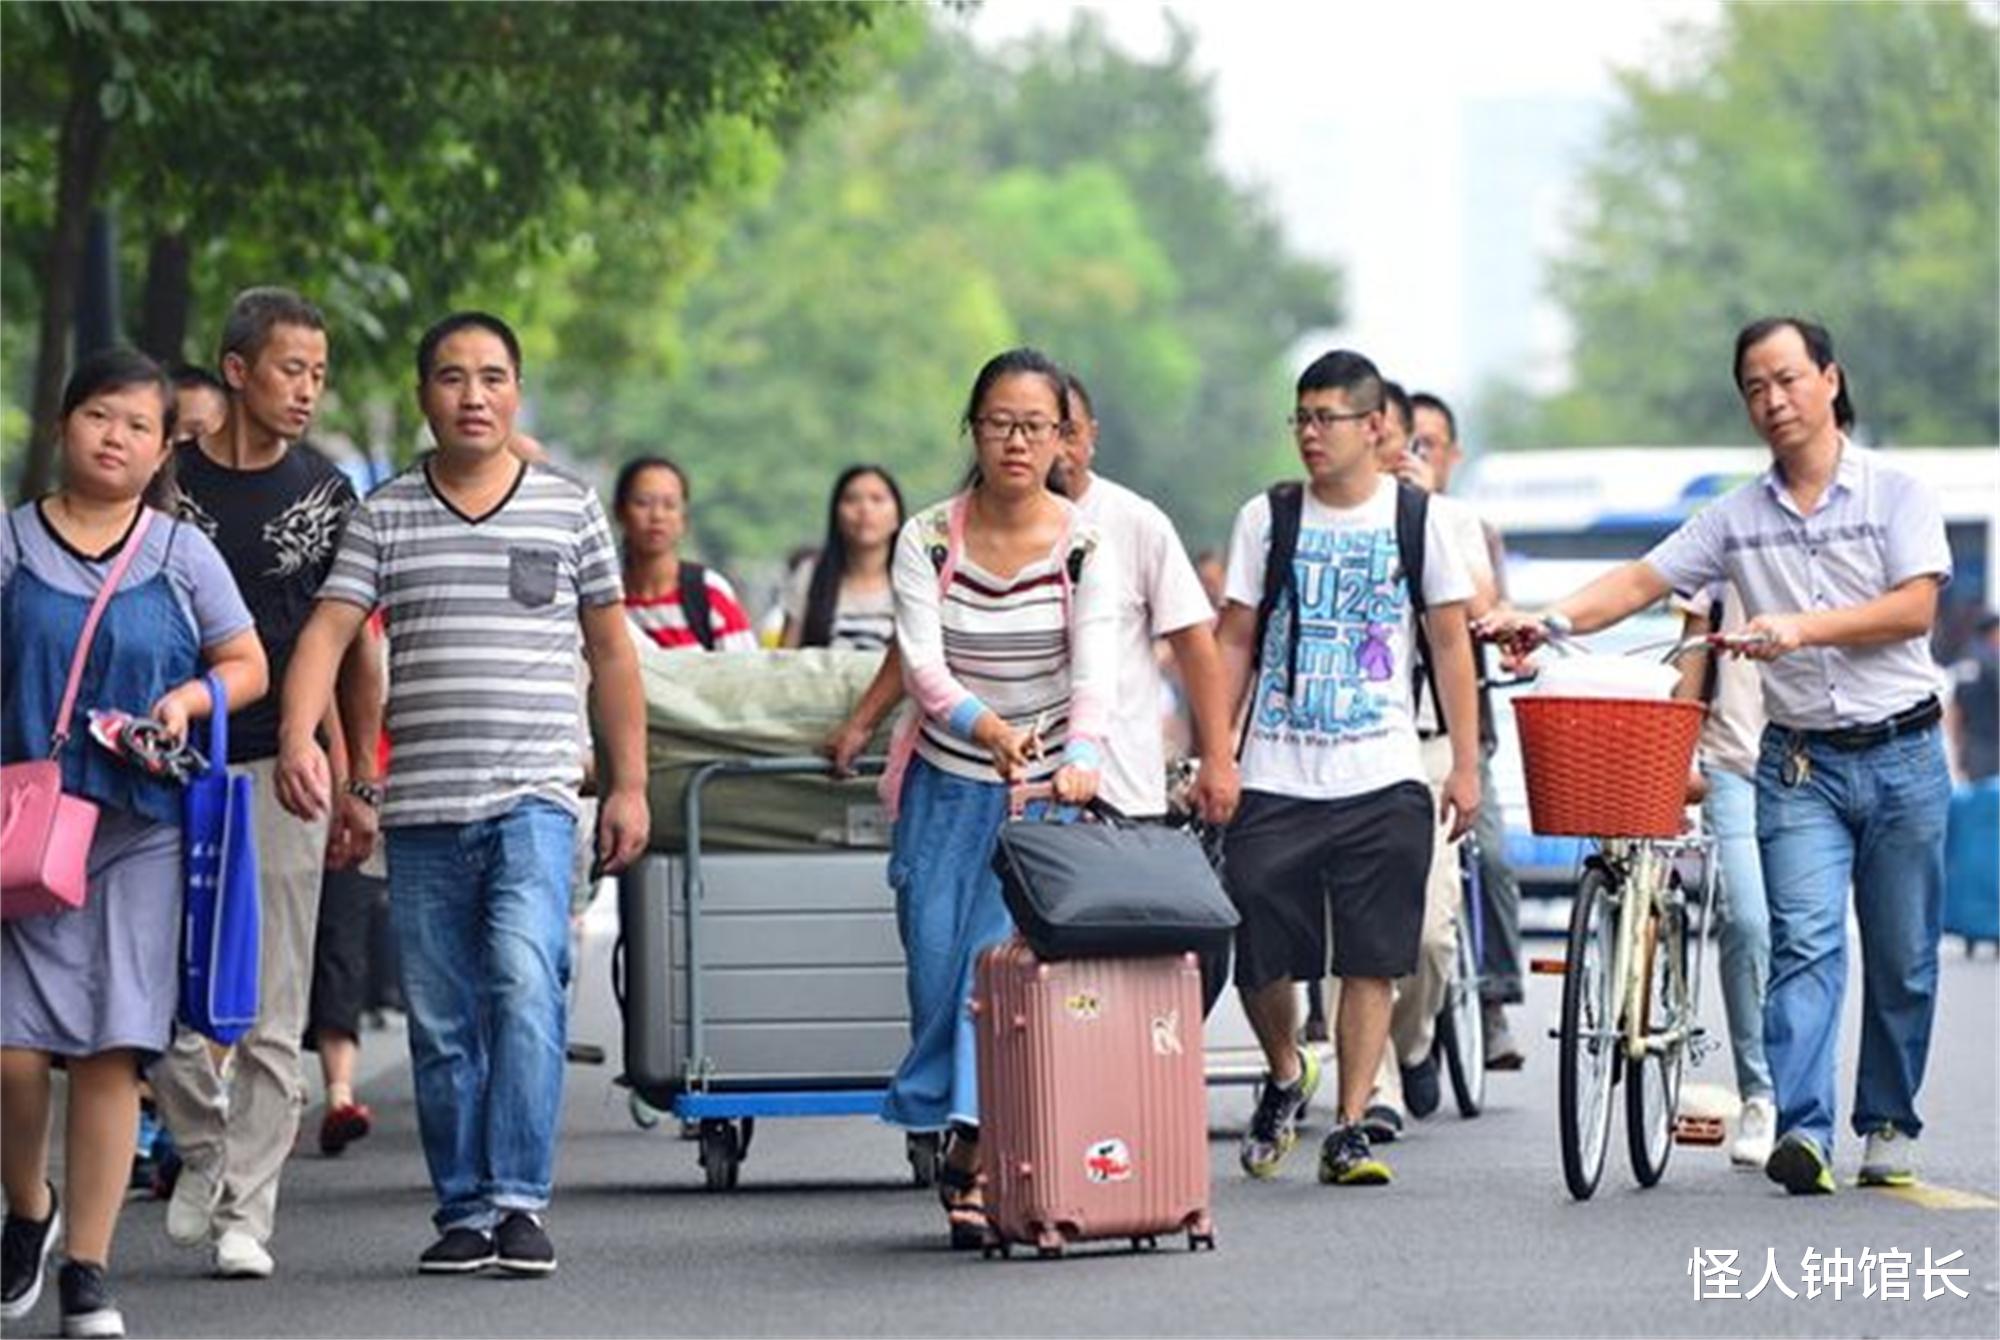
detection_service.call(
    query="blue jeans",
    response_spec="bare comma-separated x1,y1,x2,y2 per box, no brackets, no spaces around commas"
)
386,799,577,1232
1756,724,1950,1156
1703,766,1772,1102
881,758,1013,1132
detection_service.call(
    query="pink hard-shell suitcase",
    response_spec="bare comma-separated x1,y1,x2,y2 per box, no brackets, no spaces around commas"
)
972,936,1216,1257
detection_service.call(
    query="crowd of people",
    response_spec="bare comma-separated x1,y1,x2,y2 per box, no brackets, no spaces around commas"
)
0,285,1983,1335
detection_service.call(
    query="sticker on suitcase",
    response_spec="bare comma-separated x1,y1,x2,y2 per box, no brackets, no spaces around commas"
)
1064,991,1102,1021
1150,1009,1184,1057
1085,1138,1134,1183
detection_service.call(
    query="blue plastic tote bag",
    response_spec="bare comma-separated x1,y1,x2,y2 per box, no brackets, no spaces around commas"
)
180,671,260,1043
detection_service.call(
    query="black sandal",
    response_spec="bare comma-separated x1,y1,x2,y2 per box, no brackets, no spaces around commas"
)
938,1128,986,1251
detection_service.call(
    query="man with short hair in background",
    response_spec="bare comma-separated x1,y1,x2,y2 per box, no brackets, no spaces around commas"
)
151,287,384,1281
1411,390,1528,1070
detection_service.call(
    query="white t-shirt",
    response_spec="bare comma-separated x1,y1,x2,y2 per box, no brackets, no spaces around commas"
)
1223,476,1474,801
1413,491,1493,735
781,556,895,652
1672,583,1766,780
1074,475,1216,816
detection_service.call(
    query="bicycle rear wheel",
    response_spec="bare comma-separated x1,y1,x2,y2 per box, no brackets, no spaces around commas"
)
1627,900,1689,1187
1559,863,1620,1201
1438,891,1486,1117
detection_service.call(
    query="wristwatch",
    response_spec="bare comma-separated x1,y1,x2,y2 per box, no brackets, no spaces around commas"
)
344,778,384,810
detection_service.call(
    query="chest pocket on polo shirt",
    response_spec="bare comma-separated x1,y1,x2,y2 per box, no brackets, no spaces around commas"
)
507,546,560,607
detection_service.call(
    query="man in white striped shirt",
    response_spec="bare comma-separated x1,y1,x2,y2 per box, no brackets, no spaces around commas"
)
275,312,649,1276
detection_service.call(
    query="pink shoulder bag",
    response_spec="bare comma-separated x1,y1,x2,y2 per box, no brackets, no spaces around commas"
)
1,508,156,920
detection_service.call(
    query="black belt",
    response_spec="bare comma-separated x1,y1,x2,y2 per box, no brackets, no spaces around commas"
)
1796,696,1941,752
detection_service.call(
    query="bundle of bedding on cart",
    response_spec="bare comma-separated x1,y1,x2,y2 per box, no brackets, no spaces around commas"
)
630,640,896,851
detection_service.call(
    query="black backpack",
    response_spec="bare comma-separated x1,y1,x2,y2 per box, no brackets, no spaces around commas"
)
1244,480,1438,752
678,560,716,651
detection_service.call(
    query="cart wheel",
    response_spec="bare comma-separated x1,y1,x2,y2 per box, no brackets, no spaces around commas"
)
627,1091,662,1131
906,1132,944,1189
697,1119,740,1192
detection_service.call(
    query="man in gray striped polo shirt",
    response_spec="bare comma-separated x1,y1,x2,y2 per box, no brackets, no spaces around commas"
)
275,312,649,1275
1480,316,1952,1197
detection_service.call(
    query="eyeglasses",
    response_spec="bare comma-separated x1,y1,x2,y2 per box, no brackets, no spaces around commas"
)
973,416,1064,445
1288,406,1377,434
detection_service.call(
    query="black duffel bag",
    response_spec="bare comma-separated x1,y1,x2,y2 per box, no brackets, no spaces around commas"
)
991,801,1239,960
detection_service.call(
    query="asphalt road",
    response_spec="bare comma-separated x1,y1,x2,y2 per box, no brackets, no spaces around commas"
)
25,915,2000,1339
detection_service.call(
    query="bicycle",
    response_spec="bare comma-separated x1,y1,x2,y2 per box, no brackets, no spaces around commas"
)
1431,833,1487,1118
1491,628,1739,1200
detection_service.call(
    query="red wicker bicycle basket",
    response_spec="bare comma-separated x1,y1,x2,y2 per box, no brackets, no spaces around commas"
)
1514,696,1705,839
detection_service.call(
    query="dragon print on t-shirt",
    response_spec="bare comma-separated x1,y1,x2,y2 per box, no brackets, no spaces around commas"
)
171,438,358,761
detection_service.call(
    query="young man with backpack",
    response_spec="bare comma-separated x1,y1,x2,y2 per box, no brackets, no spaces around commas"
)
1214,349,1481,1186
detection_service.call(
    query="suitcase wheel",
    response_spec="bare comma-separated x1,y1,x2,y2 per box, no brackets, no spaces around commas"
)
1131,1235,1159,1253
1187,1231,1216,1252
697,1119,745,1192
627,1091,663,1131
982,1239,1012,1260
1036,1244,1065,1260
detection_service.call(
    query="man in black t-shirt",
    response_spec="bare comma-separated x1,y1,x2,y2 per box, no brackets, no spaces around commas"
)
152,287,384,1281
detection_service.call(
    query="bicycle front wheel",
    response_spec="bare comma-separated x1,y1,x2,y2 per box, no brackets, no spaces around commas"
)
1627,901,1689,1187
1559,863,1620,1201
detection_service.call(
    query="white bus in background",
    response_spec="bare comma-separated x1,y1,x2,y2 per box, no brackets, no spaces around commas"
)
1461,445,1999,893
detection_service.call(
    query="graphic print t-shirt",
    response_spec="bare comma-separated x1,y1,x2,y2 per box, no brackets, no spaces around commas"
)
173,439,357,761
1222,476,1472,801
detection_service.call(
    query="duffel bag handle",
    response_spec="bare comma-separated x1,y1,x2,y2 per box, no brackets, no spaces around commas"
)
1005,783,1130,827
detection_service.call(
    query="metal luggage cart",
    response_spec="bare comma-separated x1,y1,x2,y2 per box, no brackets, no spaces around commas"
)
615,755,942,1191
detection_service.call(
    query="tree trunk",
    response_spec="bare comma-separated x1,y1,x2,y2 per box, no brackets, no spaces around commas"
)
23,41,112,499
138,231,192,365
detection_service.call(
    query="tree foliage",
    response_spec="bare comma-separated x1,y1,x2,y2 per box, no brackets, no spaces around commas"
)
1491,1,1998,449
1,0,881,490
540,14,1342,563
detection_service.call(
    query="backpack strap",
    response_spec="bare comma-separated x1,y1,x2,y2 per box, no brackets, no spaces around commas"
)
1396,481,1442,727
678,560,715,651
929,494,968,595
1241,482,1304,759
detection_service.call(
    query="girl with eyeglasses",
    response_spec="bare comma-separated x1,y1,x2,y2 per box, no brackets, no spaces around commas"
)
876,348,1115,1248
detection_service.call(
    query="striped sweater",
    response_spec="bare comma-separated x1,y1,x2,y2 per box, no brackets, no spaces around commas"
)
893,495,1115,785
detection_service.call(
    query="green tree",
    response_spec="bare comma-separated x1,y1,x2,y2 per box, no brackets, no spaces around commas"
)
1,0,879,493
1500,1,1998,449
549,13,1342,564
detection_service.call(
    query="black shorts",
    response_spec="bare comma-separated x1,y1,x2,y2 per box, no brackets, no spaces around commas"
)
304,867,385,1047
1221,781,1434,991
